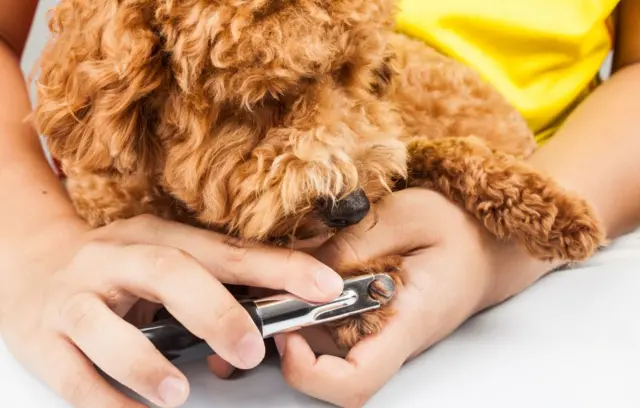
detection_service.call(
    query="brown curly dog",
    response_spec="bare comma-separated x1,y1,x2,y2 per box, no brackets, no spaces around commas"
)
31,0,606,350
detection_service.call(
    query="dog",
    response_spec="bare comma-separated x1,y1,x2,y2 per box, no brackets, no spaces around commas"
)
32,0,605,350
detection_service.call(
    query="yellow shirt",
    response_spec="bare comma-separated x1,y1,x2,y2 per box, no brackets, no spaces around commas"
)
395,0,620,144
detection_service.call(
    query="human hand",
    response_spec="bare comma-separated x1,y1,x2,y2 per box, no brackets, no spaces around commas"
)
0,214,344,408
272,188,557,407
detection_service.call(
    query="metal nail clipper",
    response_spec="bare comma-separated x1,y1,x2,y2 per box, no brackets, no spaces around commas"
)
139,273,396,364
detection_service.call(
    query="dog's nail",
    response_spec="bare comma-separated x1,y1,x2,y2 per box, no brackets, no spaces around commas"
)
368,279,394,305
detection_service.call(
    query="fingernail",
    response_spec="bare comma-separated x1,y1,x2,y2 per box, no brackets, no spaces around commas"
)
236,331,265,368
274,334,286,356
157,376,187,406
315,267,343,296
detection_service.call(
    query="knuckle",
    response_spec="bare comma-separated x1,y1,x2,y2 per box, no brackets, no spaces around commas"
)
137,245,190,278
100,215,155,240
133,214,165,241
109,214,163,241
58,294,95,334
198,302,251,343
209,301,243,330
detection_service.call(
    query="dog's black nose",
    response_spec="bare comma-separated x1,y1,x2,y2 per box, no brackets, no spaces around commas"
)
317,189,370,228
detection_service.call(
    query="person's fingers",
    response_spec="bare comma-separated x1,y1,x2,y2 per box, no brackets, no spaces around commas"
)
207,355,236,379
73,242,266,370
31,336,148,408
56,293,189,407
104,215,343,302
275,315,414,407
312,189,445,268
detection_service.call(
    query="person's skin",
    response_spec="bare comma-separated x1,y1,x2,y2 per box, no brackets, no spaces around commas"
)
0,2,345,408
263,1,640,406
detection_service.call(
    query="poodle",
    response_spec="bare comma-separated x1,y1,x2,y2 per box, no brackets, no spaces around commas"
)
31,0,605,350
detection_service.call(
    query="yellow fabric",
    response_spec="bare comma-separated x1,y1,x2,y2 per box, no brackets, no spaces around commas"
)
395,0,620,144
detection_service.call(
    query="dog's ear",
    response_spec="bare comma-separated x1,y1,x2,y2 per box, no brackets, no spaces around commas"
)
32,0,167,175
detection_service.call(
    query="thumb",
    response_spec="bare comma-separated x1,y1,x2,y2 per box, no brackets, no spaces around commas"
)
312,189,442,268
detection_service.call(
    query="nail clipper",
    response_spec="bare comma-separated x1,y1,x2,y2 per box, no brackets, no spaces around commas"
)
139,273,396,364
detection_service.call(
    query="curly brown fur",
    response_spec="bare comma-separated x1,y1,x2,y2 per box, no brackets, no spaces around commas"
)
405,137,604,261
33,0,406,240
326,256,405,349
32,0,606,350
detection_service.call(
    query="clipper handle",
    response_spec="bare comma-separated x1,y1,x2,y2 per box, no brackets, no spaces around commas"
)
139,273,394,364
140,300,261,363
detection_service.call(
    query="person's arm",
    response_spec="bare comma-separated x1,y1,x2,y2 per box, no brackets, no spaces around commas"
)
527,0,640,240
478,0,640,305
0,0,85,256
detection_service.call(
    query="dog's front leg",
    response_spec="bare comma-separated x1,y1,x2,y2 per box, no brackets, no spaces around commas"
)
404,135,606,262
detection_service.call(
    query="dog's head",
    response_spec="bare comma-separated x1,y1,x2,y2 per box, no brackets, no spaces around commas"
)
34,0,407,244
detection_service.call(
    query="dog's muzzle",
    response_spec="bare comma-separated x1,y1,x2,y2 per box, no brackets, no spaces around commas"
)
316,189,370,228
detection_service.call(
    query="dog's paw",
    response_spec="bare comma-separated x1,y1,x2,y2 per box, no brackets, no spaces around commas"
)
525,194,607,262
405,137,607,263
325,255,405,350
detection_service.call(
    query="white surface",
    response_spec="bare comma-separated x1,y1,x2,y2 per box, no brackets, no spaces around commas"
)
6,1,639,407
2,231,640,408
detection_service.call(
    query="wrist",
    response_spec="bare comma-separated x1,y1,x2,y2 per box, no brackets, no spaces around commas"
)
478,238,565,311
9,213,89,253
0,214,87,320
425,194,554,312
0,214,89,286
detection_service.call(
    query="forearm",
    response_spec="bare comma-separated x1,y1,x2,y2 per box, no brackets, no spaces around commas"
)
0,41,83,251
528,63,640,240
483,63,640,307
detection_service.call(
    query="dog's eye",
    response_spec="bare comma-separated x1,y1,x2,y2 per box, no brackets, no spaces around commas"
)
370,61,393,97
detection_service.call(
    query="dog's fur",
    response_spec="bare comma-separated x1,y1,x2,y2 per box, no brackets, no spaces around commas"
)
32,0,606,349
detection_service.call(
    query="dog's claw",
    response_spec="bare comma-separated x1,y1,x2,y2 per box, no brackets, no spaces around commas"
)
368,274,395,305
